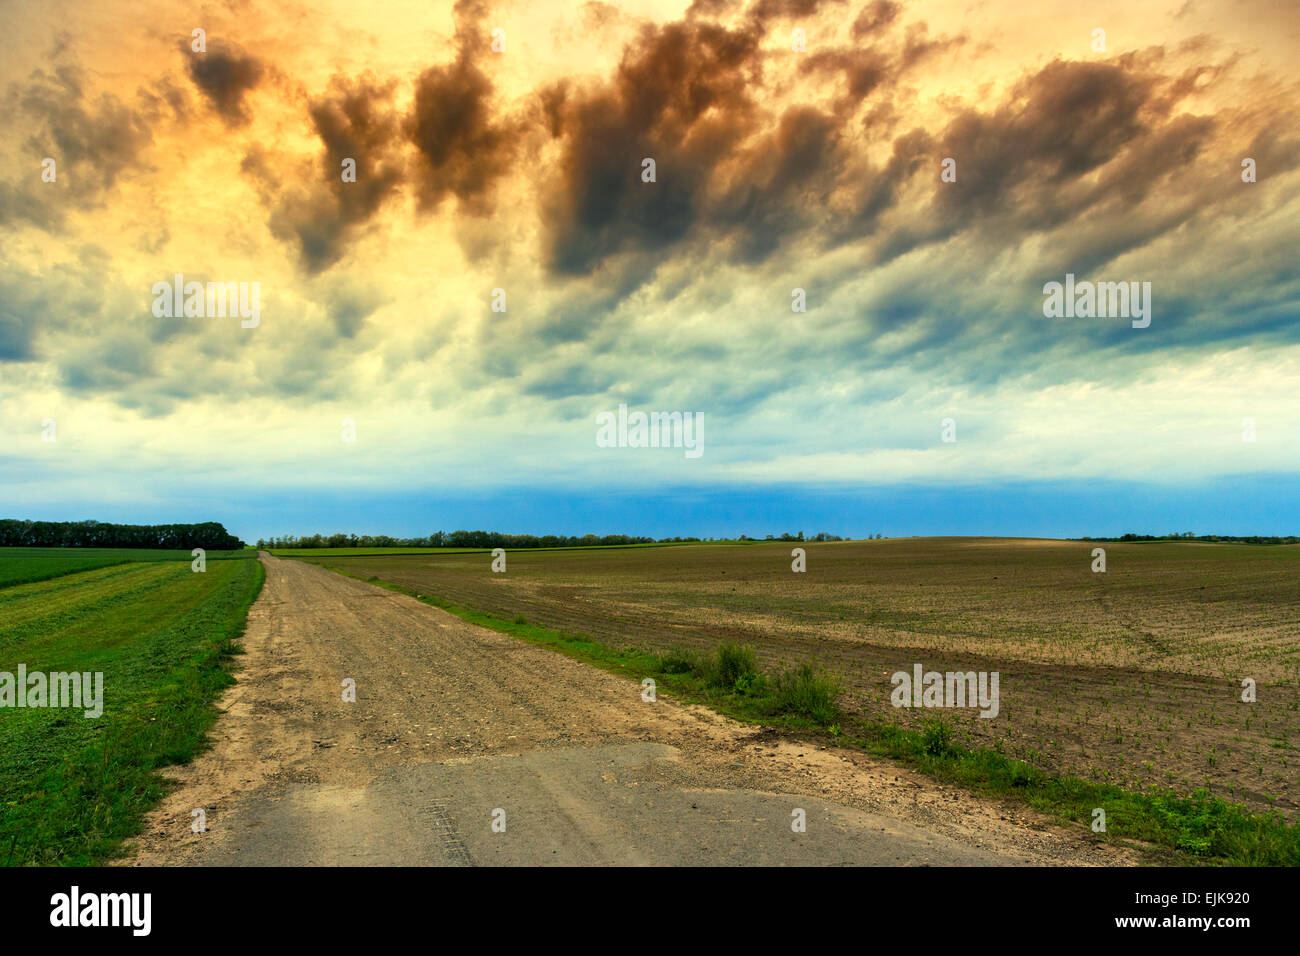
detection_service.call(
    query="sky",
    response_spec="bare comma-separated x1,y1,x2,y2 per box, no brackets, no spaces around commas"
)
1,0,1297,542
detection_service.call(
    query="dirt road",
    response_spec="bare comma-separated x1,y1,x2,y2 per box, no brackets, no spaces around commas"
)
123,554,1140,866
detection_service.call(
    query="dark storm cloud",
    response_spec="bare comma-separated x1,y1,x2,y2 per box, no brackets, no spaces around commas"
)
0,63,152,229
856,126,933,226
541,17,763,275
19,65,152,192
712,106,844,263
881,58,1234,270
233,0,516,271
405,0,518,213
537,81,569,139
538,0,959,277
949,61,1153,202
852,0,900,38
535,0,1291,322
559,15,1281,322
513,0,1299,405
181,38,265,127
803,47,892,99
242,74,405,274
406,59,516,211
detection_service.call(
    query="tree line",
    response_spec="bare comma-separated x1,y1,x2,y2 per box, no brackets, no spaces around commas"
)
1079,532,1299,544
0,519,245,550
257,530,694,549
255,530,851,549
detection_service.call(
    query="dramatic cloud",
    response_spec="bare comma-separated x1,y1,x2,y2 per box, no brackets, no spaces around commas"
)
0,0,1297,527
182,38,266,127
0,62,153,229
543,17,762,273
405,0,519,213
242,74,404,272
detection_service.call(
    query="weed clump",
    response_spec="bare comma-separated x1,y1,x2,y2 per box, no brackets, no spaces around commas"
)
773,662,841,725
922,718,954,757
659,647,696,674
709,642,759,690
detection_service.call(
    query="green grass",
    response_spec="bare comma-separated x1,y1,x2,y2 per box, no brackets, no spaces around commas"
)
0,547,252,589
314,561,1300,866
0,556,264,865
